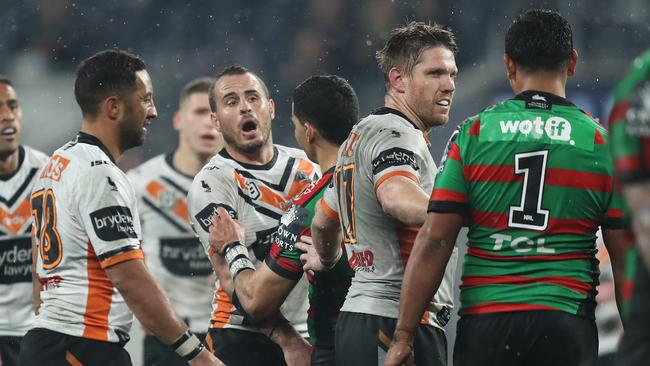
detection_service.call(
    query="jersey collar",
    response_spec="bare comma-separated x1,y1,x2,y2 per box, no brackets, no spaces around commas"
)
513,90,576,107
76,132,116,163
371,107,419,130
219,146,279,170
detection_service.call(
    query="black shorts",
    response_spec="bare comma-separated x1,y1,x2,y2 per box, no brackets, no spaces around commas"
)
143,333,207,366
310,344,335,366
19,328,132,366
616,257,650,366
335,311,447,366
0,336,21,366
206,328,286,366
454,311,597,366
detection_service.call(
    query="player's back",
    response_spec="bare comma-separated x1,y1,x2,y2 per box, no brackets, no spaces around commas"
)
330,108,456,329
32,133,143,343
433,91,623,318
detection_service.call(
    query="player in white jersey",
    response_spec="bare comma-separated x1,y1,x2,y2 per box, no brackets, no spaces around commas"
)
304,22,459,366
188,66,317,366
128,77,222,366
19,50,223,366
0,76,48,366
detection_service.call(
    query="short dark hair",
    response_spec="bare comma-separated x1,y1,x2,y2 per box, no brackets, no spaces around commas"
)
505,9,573,72
74,49,147,117
0,76,13,87
292,75,359,145
208,65,270,113
376,21,458,82
179,77,214,108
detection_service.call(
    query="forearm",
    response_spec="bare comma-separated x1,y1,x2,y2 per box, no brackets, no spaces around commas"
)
107,259,186,344
602,228,634,314
210,252,234,296
377,176,429,226
624,183,650,269
395,213,460,339
31,238,41,314
311,204,343,263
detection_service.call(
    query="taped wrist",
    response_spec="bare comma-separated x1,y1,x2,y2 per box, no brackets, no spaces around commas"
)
224,241,255,280
171,330,205,362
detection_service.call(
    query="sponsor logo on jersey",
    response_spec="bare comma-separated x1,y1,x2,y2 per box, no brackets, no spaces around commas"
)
90,206,138,241
0,237,32,284
499,116,572,142
348,249,375,272
371,147,419,175
159,237,212,276
626,79,650,137
194,203,237,233
490,233,555,254
40,155,70,182
275,205,308,251
90,160,111,167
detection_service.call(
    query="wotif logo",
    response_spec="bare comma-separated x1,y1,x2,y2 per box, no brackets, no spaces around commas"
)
499,116,572,143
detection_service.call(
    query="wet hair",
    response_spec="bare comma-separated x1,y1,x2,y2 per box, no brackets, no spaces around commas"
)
74,49,147,117
179,77,214,108
208,65,270,112
376,21,458,83
292,75,359,145
505,9,573,72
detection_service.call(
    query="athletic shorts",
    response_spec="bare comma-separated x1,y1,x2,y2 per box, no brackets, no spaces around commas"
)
616,258,650,366
206,328,286,366
19,328,132,366
0,336,21,366
454,311,597,366
143,333,207,366
311,344,335,366
335,311,447,366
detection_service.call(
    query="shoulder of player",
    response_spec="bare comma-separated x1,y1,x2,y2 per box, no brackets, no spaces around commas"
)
275,144,309,160
22,145,49,167
126,154,165,180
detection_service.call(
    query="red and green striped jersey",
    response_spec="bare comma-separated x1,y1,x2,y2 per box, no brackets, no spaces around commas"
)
265,168,354,347
429,90,627,319
610,50,650,184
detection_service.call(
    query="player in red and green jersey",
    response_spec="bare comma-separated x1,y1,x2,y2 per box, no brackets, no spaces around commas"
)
208,75,357,366
385,9,630,366
609,51,650,366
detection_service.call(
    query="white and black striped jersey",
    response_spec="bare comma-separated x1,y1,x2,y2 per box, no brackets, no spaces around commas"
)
128,154,213,334
188,146,319,337
32,132,144,343
0,145,48,336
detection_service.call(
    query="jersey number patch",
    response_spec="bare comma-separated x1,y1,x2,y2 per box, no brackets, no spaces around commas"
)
335,164,357,244
31,189,63,269
508,150,549,231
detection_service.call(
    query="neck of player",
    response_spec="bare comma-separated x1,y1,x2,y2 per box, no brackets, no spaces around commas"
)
173,142,212,176
512,71,568,98
80,121,125,161
0,148,20,175
314,141,339,173
384,93,429,133
225,139,275,166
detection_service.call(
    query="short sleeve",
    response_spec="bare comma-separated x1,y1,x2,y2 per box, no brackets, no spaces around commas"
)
428,126,470,217
77,165,144,269
320,182,339,221
602,178,631,229
187,168,239,255
369,127,429,192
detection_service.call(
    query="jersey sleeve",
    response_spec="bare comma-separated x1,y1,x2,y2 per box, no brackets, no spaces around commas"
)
77,165,144,269
602,178,631,229
320,182,339,221
187,168,239,255
428,125,470,217
369,126,429,192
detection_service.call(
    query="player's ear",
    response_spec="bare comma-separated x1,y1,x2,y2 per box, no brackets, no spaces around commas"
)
566,49,578,77
304,122,318,143
268,98,276,121
104,96,121,121
172,111,182,131
503,53,516,82
211,113,220,131
388,67,406,93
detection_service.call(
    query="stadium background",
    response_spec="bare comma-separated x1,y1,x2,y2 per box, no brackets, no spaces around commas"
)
2,0,647,363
